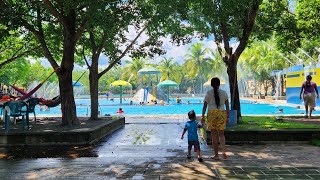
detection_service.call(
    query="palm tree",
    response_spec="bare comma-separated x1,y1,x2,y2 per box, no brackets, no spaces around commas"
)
184,42,209,94
206,49,228,80
239,40,287,96
159,58,185,91
158,57,176,81
239,43,259,95
122,57,147,88
171,63,184,84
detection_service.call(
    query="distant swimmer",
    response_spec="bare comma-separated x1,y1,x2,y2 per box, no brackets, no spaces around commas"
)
116,108,124,114
278,108,283,113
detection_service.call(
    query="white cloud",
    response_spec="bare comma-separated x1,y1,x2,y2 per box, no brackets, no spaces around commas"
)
118,26,219,65
39,27,219,69
152,35,218,64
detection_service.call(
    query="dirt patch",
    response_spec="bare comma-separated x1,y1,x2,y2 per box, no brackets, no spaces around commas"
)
281,116,320,126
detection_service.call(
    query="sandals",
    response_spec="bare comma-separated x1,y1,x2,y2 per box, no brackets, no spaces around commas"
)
187,155,204,162
211,156,220,160
222,153,228,159
211,154,228,160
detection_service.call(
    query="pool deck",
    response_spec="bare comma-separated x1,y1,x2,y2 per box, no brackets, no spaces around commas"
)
0,115,319,179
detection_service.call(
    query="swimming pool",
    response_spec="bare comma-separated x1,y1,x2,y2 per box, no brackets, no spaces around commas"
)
35,98,316,116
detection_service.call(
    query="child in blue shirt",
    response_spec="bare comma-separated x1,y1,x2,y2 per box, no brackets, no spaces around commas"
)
181,110,203,162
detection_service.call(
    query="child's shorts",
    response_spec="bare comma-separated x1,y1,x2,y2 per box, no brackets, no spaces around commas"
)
188,141,200,151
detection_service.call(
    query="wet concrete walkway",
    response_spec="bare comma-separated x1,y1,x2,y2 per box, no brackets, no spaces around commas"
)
0,115,320,179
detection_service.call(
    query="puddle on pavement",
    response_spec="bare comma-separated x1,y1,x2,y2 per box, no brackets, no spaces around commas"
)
132,129,156,145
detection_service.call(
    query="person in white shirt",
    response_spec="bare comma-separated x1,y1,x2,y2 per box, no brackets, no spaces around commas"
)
201,77,230,160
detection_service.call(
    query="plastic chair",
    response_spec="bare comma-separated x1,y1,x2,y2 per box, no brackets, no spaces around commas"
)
26,98,39,123
3,101,29,131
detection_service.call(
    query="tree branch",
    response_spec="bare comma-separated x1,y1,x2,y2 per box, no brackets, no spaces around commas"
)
75,19,87,42
97,31,108,55
35,6,59,69
220,22,230,54
89,30,97,55
234,1,261,59
98,26,147,78
82,45,91,70
11,46,24,58
43,0,67,27
212,30,224,57
0,46,40,68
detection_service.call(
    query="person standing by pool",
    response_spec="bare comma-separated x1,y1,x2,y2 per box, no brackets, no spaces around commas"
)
299,75,319,118
201,77,230,160
106,91,109,100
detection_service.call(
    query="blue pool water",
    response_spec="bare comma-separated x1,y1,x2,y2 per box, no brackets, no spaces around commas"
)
34,98,317,116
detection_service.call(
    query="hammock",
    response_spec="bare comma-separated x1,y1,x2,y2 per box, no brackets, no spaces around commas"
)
18,67,60,100
10,85,28,96
39,96,61,107
12,69,85,108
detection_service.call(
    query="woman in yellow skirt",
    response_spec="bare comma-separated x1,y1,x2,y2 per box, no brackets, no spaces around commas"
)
201,77,230,160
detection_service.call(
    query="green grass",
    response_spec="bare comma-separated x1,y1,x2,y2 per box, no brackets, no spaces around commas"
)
202,116,320,130
311,139,320,147
230,116,320,130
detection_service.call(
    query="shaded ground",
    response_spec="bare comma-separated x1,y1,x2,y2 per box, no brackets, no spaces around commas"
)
0,116,112,133
0,115,319,179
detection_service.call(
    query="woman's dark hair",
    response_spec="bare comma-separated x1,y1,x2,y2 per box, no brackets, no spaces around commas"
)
306,75,312,88
211,77,220,108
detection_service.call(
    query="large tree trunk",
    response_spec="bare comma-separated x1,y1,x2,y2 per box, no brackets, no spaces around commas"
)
59,13,79,125
89,54,99,120
226,55,242,120
59,69,79,125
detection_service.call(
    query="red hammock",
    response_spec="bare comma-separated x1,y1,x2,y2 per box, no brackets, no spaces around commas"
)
11,85,27,96
18,67,59,100
38,96,61,107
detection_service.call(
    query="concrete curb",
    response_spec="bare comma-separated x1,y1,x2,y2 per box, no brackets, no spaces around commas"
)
0,117,125,146
205,129,320,145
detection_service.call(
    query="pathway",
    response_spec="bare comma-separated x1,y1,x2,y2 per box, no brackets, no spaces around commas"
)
0,115,319,179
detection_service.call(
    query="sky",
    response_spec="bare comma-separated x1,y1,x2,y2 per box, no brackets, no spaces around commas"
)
39,27,218,70
38,0,296,70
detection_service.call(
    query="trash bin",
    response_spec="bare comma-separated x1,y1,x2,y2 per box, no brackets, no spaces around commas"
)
227,110,237,127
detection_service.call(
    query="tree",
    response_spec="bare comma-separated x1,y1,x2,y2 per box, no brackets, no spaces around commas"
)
239,40,286,96
184,42,209,94
273,0,320,63
206,49,227,80
122,57,148,89
1,1,134,125
158,57,176,81
183,0,293,119
80,0,192,120
0,34,40,69
79,1,140,120
0,57,30,87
